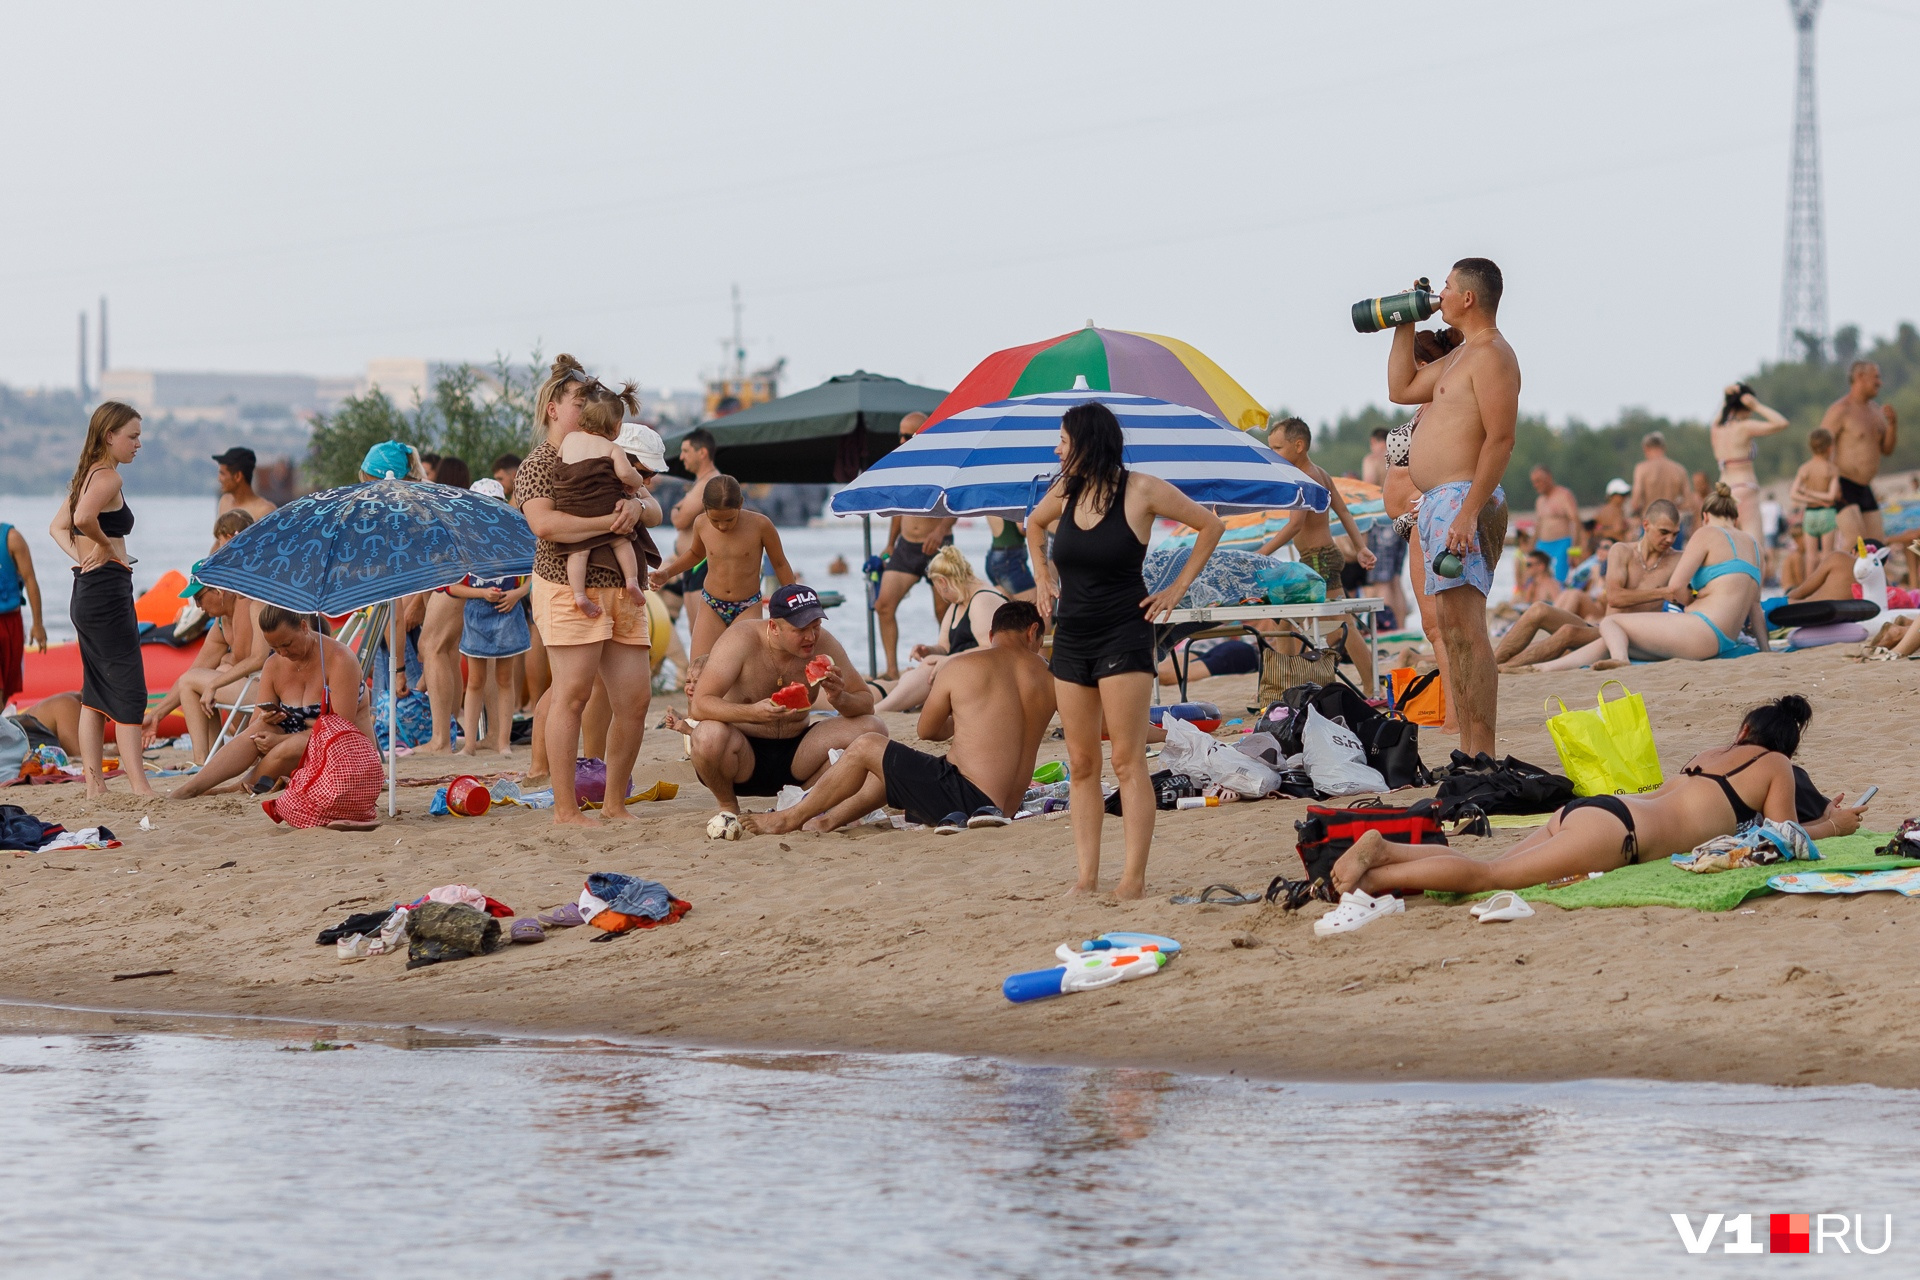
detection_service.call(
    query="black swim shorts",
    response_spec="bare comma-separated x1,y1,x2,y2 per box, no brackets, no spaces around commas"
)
738,724,818,796
1837,476,1880,514
882,740,993,825
886,534,954,581
1049,619,1155,688
1194,638,1259,676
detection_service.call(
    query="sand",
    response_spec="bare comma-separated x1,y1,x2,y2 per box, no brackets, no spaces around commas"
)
3,643,1918,1086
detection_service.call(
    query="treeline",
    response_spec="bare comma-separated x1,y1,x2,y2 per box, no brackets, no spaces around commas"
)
306,357,540,489
1300,322,1920,504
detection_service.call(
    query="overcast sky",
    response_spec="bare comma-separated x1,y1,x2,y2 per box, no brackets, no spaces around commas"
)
3,0,1917,427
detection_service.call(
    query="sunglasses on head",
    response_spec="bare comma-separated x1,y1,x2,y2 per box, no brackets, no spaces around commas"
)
561,368,602,388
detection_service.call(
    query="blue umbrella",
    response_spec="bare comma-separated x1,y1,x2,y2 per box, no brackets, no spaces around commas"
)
197,478,534,816
198,478,533,613
828,388,1330,518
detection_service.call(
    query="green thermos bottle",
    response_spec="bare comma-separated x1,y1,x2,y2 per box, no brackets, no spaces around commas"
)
1351,278,1439,333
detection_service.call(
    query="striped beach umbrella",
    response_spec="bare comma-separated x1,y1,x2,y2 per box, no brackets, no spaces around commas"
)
923,325,1267,432
829,388,1329,519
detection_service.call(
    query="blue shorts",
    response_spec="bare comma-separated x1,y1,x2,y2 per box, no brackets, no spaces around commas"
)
1419,481,1506,597
984,545,1035,595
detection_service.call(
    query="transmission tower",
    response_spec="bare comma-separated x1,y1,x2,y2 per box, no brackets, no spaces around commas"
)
1779,0,1827,360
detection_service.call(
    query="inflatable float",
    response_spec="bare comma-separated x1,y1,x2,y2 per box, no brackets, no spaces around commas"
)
11,571,201,734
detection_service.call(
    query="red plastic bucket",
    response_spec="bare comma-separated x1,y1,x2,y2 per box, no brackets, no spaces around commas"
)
447,775,491,817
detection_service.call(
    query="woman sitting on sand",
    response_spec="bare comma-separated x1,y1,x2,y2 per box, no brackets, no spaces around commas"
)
873,546,1008,713
1331,694,1864,899
1531,482,1768,670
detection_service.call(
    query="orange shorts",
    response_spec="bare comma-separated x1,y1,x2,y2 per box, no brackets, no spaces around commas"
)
531,575,650,647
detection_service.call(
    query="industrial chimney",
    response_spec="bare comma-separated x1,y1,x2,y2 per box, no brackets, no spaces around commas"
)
77,312,90,400
99,296,109,372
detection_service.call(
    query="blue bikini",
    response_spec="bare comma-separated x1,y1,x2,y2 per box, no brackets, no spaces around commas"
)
1687,529,1762,658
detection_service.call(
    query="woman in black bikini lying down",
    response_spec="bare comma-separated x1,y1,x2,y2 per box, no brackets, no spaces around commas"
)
1331,695,1865,897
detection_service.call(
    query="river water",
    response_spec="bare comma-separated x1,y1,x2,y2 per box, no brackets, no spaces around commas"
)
0,1010,1908,1278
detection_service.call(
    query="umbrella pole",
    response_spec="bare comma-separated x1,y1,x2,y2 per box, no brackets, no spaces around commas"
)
863,514,877,679
387,599,398,818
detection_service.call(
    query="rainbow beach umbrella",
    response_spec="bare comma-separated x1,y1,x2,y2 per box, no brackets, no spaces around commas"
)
924,324,1268,432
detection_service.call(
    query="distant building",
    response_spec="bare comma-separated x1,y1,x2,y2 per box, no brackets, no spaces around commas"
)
96,369,354,428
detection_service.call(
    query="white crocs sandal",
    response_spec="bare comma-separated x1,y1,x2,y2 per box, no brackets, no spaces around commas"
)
1475,891,1535,923
1313,890,1405,937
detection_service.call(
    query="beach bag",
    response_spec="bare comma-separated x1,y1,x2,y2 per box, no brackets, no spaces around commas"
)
1289,798,1487,903
1545,680,1663,797
0,717,28,784
1259,559,1327,605
1301,705,1387,796
1257,635,1337,708
1367,717,1430,791
1433,751,1574,815
265,713,385,829
1387,667,1446,728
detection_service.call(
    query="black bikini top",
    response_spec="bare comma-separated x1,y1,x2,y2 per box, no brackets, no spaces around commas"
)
1683,748,1774,827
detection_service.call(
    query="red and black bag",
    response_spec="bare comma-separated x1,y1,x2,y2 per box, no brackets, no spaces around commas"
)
1273,796,1490,908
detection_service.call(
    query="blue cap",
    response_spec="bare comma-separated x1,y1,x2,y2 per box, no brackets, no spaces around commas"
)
360,441,415,479
768,583,826,628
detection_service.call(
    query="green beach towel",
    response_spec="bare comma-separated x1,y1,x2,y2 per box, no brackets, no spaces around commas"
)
1429,832,1917,913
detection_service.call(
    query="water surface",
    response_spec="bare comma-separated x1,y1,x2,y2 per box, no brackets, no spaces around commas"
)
0,1011,1907,1277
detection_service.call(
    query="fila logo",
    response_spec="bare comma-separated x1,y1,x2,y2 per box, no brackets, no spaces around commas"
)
1670,1212,1892,1255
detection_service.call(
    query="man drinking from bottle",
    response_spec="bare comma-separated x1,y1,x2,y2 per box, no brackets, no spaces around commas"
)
1386,258,1517,757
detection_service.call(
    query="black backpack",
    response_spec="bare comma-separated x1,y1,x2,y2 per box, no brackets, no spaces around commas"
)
1432,751,1573,815
1268,678,1432,791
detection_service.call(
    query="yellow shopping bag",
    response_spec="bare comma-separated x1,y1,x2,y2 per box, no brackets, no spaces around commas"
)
1545,680,1663,796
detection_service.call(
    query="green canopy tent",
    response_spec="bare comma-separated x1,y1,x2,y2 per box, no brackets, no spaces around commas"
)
658,371,949,675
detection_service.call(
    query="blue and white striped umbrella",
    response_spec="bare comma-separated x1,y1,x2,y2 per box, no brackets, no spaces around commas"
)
828,389,1329,518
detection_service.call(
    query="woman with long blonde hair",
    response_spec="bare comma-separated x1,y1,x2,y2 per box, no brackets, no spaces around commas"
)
49,401,156,797
872,545,1008,713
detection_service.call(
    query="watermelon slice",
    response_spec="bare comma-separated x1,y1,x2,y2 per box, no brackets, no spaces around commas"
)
770,683,811,710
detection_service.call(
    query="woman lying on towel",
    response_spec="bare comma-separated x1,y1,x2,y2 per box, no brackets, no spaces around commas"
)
1331,695,1865,897
1531,482,1769,671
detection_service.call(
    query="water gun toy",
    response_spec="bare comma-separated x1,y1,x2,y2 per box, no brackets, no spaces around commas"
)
1002,940,1174,1003
1078,931,1182,954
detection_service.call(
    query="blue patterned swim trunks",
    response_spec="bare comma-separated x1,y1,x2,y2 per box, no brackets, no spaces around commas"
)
1419,481,1506,597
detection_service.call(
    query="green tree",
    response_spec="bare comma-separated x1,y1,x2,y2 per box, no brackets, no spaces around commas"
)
305,353,543,489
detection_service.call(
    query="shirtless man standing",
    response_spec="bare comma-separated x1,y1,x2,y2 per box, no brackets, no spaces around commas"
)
1499,500,1682,670
1528,466,1580,584
873,413,956,680
689,584,887,813
1388,258,1517,758
212,448,277,523
1820,361,1899,542
746,600,1056,834
1628,432,1689,534
659,428,723,624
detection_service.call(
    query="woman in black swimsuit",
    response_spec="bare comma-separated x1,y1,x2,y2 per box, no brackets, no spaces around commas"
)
48,401,154,798
1027,401,1224,899
873,546,1008,714
1332,695,1866,897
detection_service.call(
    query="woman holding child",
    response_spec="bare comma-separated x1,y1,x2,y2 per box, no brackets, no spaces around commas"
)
1028,401,1224,900
515,354,663,824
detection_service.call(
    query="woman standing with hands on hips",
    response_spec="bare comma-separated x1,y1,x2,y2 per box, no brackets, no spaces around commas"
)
1027,402,1224,899
49,401,156,797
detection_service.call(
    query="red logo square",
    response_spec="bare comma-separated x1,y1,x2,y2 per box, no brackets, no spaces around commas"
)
1770,1213,1810,1254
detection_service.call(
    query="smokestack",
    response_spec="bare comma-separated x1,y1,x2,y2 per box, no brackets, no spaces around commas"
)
99,296,108,372
78,312,89,400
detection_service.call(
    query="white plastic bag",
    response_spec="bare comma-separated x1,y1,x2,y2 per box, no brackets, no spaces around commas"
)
1301,705,1387,796
1159,716,1223,783
1212,754,1281,799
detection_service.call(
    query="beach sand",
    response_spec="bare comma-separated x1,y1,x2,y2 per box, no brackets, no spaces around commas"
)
3,644,1918,1086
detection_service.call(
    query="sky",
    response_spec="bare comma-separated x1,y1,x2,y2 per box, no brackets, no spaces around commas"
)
3,0,1918,428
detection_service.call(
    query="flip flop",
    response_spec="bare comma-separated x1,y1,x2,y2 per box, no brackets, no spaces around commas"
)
509,918,547,944
1475,891,1535,923
537,903,585,929
1169,883,1261,905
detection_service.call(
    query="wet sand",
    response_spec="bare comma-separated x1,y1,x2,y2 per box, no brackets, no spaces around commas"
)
3,643,1917,1086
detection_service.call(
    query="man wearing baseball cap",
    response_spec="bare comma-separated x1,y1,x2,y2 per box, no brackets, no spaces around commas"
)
687,582,886,812
213,446,277,523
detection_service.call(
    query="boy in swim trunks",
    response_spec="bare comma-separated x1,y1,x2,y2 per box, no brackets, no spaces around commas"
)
1789,426,1842,577
650,474,796,660
1259,417,1377,684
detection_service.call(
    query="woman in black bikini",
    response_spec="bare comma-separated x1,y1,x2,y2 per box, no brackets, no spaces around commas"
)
48,401,155,798
1027,401,1224,899
873,545,1007,713
1332,695,1865,897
